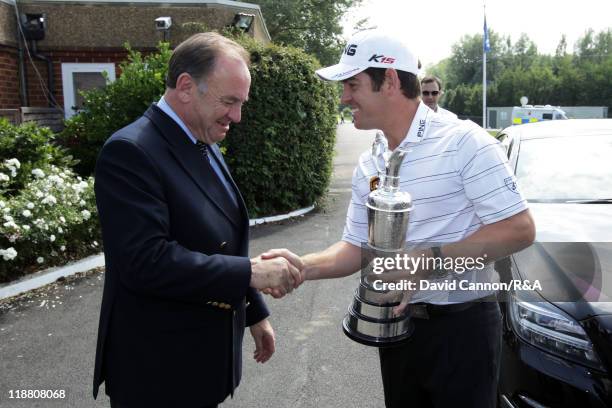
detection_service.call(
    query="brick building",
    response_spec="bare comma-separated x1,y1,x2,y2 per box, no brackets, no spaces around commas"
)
0,0,270,127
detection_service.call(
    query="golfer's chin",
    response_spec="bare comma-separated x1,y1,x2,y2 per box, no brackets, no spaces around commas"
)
353,118,374,130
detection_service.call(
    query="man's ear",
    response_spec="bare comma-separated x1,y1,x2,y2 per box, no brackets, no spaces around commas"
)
175,73,195,103
383,69,401,95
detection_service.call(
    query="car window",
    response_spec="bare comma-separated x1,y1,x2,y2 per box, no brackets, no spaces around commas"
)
496,133,510,157
515,135,612,202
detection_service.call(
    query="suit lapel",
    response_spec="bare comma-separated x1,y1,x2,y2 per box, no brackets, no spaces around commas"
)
144,104,242,229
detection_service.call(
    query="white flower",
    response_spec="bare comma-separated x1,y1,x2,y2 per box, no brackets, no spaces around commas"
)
22,210,32,218
50,234,56,242
81,210,91,220
79,200,86,206
0,247,17,261
35,191,44,198
60,245,66,252
36,257,44,264
92,241,99,247
32,169,45,178
26,202,34,209
0,173,9,182
3,221,18,229
0,201,4,208
42,195,57,205
3,215,13,222
22,225,30,231
6,158,20,169
48,175,63,185
72,181,89,194
59,216,66,224
57,227,63,234
3,208,11,213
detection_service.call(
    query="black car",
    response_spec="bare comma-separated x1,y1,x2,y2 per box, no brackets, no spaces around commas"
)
495,119,612,408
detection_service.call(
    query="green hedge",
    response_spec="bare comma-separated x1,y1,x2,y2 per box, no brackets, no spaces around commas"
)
59,34,338,217
221,38,337,216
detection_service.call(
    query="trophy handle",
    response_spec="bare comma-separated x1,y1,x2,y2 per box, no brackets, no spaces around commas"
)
372,131,388,175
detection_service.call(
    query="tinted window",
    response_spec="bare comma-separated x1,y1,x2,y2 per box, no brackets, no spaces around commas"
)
515,135,612,202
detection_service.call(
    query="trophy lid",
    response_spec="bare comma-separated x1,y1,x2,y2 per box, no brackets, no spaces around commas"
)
367,188,412,212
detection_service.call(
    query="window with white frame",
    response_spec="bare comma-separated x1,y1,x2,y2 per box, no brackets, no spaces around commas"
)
61,63,116,118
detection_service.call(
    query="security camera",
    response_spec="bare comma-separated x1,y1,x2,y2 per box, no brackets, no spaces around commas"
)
155,17,172,30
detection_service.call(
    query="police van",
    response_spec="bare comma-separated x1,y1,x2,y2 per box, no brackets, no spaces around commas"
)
511,105,568,125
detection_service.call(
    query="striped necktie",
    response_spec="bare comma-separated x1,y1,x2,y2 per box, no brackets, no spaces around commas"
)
194,140,239,210
195,140,210,158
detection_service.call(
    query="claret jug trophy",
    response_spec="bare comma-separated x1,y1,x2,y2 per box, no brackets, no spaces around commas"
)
342,132,414,347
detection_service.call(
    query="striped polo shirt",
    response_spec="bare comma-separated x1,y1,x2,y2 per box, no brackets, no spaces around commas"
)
342,102,528,304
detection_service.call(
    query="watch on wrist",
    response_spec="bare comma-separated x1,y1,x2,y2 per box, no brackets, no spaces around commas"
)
430,246,447,278
431,246,443,259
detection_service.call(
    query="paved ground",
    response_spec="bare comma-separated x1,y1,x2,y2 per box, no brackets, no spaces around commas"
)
0,124,386,408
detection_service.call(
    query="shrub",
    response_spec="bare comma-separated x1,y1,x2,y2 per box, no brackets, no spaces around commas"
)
0,164,99,282
59,43,171,176
0,119,77,195
223,36,338,216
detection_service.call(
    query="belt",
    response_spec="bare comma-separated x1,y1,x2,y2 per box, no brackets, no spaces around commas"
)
408,294,498,319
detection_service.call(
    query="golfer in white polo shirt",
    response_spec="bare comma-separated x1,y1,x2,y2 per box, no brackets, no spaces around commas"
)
265,29,535,408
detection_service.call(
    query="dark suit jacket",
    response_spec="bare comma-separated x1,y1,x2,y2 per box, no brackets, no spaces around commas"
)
93,104,269,407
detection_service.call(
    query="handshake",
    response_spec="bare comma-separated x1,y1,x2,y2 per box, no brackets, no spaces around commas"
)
249,248,305,298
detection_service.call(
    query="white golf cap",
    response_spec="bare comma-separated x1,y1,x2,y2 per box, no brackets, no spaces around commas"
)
316,29,421,81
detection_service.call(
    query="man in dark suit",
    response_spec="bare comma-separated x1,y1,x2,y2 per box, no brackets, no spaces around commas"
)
93,32,304,408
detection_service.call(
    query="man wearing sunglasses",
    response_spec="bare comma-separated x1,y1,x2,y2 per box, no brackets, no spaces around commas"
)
421,75,457,118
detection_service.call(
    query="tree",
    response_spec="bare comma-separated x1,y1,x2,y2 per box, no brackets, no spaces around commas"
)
427,28,612,121
555,35,568,58
512,33,538,69
445,30,510,88
251,0,362,66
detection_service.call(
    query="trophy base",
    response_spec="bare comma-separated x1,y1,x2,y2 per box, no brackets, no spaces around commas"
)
342,314,413,348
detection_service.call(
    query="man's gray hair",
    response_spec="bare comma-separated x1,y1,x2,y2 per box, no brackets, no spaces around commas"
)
166,32,250,88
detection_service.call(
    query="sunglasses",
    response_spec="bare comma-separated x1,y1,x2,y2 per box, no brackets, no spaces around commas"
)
422,91,440,96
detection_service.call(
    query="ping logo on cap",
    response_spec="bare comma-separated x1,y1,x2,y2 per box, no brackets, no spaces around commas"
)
344,44,358,56
369,54,396,64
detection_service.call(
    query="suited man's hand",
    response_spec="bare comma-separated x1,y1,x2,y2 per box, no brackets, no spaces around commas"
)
249,318,275,363
258,249,306,298
250,251,302,297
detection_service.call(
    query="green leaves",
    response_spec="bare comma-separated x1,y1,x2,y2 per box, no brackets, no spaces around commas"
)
222,39,338,217
58,42,171,176
250,0,362,66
